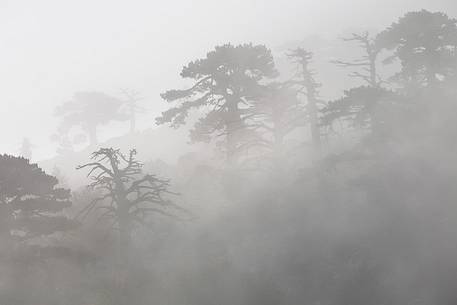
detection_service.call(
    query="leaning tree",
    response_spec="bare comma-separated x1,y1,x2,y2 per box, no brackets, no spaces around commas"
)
55,91,129,147
157,43,278,163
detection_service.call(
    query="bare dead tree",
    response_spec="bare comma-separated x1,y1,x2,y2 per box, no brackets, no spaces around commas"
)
76,148,181,241
332,32,382,87
76,148,182,303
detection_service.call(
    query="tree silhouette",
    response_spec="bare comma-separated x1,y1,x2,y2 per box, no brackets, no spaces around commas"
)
157,43,278,163
333,32,381,87
0,156,82,305
77,148,180,252
247,82,304,162
76,148,181,303
322,86,401,146
0,155,76,246
377,10,457,87
287,48,322,151
19,137,33,160
55,91,129,147
120,89,145,135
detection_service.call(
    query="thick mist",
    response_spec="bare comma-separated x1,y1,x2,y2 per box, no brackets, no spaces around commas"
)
1,0,456,159
1,2,457,305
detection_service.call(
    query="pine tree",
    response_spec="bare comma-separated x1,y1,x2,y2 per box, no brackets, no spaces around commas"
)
0,155,76,246
377,10,457,88
157,43,278,163
55,91,129,147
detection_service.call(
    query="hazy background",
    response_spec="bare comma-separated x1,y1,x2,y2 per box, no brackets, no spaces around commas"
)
1,0,456,160
2,3,457,304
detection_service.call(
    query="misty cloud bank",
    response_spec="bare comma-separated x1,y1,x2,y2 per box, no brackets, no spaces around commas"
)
1,3,457,305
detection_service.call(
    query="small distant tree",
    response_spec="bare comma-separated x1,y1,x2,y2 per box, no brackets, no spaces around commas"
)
0,155,76,246
287,48,322,151
376,10,457,87
332,32,381,87
55,91,128,147
120,88,145,134
19,137,33,160
157,43,278,163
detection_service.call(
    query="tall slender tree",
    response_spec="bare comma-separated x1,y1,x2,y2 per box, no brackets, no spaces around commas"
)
120,89,145,135
157,43,278,163
326,32,394,144
287,48,322,151
247,82,304,162
332,32,381,87
19,137,33,160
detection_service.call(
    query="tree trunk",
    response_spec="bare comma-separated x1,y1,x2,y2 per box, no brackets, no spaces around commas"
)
301,62,322,157
307,93,321,155
115,202,132,305
225,97,242,165
112,169,131,305
369,54,377,87
272,109,285,164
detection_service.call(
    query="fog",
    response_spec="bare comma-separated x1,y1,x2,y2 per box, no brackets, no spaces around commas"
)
1,0,456,159
1,1,457,305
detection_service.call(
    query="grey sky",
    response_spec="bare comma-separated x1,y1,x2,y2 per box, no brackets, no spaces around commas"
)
1,0,456,160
